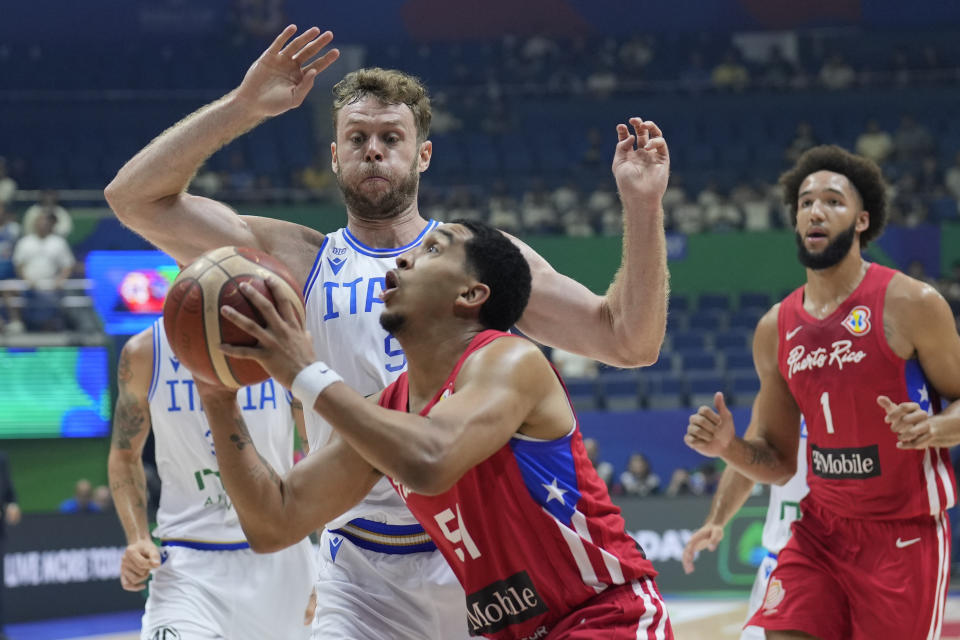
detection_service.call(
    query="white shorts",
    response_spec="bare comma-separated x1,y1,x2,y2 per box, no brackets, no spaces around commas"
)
142,539,316,640
312,527,469,639
742,552,778,640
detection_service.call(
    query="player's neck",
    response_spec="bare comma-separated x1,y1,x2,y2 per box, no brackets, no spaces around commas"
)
401,326,480,412
803,251,869,318
346,204,429,249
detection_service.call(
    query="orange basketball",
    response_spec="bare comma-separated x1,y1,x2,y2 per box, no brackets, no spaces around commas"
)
162,246,304,389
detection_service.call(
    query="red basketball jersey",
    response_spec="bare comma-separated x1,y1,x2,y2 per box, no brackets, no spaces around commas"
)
778,263,956,520
380,330,657,640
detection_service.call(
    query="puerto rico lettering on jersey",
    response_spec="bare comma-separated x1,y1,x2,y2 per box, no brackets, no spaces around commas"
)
786,340,867,378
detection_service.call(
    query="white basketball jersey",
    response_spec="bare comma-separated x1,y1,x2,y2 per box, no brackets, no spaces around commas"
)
302,221,439,529
761,419,809,553
148,318,296,543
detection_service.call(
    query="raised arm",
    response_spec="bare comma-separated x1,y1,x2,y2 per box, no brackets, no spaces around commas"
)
107,328,159,591
685,306,802,484
879,275,960,448
512,118,668,367
104,26,338,266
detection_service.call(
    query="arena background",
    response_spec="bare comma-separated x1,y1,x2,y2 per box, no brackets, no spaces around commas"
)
2,1,960,637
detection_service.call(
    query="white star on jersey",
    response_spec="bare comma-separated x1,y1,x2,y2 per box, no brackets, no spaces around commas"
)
918,385,930,408
543,477,568,504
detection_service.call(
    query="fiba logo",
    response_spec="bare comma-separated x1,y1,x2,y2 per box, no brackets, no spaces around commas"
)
841,305,871,336
149,627,181,640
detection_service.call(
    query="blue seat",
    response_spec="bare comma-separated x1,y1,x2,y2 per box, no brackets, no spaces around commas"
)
729,371,761,406
738,292,772,312
644,373,686,410
687,373,726,407
677,351,719,373
598,371,641,411
698,293,731,312
669,294,691,313
723,350,755,371
688,311,727,332
714,330,750,351
564,378,599,412
670,330,707,352
729,310,762,331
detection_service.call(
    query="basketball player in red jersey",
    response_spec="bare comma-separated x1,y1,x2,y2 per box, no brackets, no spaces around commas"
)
192,220,673,639
685,145,960,640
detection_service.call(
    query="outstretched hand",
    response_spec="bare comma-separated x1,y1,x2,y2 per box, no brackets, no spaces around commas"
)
684,392,736,458
612,117,669,209
218,278,317,389
681,523,724,574
236,25,340,118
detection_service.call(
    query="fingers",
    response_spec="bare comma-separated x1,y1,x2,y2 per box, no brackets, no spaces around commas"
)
882,401,923,425
303,49,341,75
285,26,322,59
219,343,263,361
630,117,649,147
877,395,895,412
291,30,335,63
268,25,299,55
714,391,730,416
221,305,269,344
616,123,633,144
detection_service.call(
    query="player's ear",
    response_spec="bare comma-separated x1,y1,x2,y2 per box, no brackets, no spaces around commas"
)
418,140,432,173
457,282,490,311
856,209,870,234
330,142,338,173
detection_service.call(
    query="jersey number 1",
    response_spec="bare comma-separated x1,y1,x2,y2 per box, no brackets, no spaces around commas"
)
820,391,836,434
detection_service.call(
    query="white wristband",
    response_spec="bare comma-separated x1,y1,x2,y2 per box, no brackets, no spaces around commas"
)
291,361,343,408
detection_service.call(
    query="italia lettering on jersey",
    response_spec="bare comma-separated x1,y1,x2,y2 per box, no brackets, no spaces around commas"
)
148,319,295,543
777,263,956,519
380,330,657,640
300,222,439,530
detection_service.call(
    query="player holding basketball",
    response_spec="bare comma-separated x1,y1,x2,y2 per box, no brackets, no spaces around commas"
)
192,220,673,639
105,25,669,639
685,145,960,640
682,409,808,640
108,319,315,639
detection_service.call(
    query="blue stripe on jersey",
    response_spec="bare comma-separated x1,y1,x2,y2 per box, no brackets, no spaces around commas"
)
800,417,808,439
905,359,934,414
303,236,329,302
509,434,581,526
347,517,427,536
161,539,251,551
147,319,161,403
342,220,439,257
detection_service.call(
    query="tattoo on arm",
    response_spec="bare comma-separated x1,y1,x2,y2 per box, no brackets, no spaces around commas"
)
747,441,777,470
230,414,281,488
112,395,146,451
291,399,303,411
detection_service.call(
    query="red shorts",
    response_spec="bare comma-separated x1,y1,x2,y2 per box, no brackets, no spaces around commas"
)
551,577,674,639
747,500,951,640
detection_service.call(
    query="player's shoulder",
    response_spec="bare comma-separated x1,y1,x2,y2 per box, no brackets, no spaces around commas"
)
240,216,327,284
121,324,156,363
885,270,948,320
461,334,551,383
755,302,783,336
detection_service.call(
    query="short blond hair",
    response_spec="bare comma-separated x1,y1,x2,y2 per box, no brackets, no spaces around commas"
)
332,68,432,142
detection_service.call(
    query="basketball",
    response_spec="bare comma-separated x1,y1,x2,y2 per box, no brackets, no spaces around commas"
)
162,246,304,389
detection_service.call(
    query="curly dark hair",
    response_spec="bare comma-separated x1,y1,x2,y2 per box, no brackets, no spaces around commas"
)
452,219,531,331
779,145,888,248
331,68,431,142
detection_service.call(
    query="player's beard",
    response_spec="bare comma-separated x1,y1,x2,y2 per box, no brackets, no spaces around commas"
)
379,311,405,335
337,157,420,222
795,219,858,270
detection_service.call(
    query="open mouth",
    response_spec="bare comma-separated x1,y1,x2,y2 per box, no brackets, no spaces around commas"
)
381,270,400,300
806,229,828,244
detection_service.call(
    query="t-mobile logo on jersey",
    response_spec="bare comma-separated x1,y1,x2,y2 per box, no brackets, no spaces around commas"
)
465,571,548,636
786,340,867,378
811,444,881,479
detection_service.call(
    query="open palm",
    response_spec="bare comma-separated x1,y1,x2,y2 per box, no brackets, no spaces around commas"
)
236,25,340,118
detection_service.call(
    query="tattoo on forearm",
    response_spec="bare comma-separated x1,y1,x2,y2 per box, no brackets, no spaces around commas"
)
117,349,133,386
230,414,281,487
747,442,777,469
112,396,146,450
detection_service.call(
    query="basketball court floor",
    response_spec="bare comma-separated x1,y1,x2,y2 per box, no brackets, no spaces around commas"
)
8,594,960,639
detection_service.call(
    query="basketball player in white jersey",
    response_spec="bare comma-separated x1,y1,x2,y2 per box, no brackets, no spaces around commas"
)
108,319,315,639
105,26,670,639
681,407,809,640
